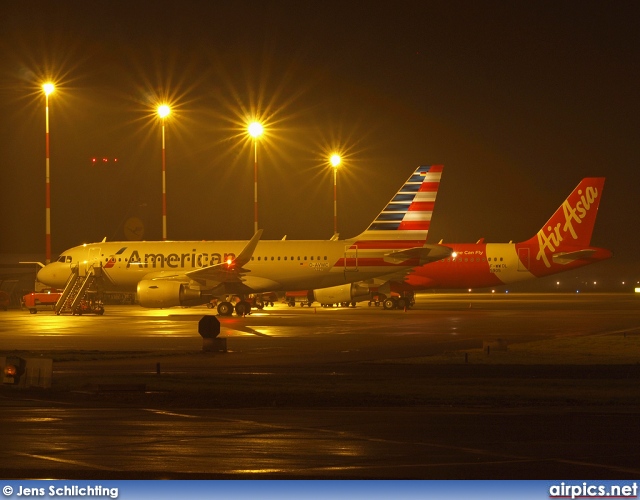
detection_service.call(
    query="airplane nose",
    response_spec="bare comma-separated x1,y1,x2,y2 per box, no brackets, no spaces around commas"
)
37,263,65,287
36,265,51,284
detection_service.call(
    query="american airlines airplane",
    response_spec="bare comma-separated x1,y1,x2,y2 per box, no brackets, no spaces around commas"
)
36,165,451,315
302,177,612,309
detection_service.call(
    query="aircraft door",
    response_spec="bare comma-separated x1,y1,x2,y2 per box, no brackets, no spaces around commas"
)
517,247,530,271
87,247,101,271
344,245,358,272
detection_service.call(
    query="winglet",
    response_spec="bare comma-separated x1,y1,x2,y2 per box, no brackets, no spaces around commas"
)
234,229,263,268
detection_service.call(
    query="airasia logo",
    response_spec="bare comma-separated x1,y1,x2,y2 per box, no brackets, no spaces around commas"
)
535,186,598,268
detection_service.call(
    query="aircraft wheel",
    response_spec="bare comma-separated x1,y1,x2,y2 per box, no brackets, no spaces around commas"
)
217,301,234,316
396,298,407,309
29,309,37,314
235,301,251,316
382,298,396,310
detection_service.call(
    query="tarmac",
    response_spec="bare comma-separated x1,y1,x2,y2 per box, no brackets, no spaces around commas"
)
1,293,640,479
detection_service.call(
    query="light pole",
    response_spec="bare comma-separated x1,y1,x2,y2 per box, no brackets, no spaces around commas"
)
248,121,264,235
330,154,341,237
157,104,170,240
43,83,55,264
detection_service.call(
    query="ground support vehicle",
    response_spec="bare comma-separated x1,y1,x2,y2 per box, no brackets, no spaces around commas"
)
284,290,314,307
70,296,105,315
22,290,61,314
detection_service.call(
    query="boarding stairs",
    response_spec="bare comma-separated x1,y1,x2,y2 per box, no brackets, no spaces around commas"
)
54,265,99,315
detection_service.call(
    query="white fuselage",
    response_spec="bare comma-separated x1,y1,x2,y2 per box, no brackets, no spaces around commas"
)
37,239,414,293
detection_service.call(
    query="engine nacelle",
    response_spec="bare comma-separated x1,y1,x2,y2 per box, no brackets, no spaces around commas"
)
313,282,370,305
137,280,206,308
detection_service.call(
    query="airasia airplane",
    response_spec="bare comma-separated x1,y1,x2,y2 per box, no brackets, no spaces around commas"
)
36,165,451,315
304,177,612,309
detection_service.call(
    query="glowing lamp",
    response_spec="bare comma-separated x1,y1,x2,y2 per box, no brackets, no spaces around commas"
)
157,105,171,119
248,121,263,138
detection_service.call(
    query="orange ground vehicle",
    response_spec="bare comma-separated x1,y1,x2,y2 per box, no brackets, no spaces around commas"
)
23,290,105,315
22,290,61,314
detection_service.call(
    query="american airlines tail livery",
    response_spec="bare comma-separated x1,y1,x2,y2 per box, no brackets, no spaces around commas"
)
303,177,612,309
36,165,451,315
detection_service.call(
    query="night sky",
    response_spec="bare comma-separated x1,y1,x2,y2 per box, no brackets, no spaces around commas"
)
0,1,638,284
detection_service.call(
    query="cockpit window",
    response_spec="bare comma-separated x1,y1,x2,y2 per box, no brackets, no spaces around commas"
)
57,256,66,263
58,256,72,263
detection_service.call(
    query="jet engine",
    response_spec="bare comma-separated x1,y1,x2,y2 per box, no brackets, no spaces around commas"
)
137,280,206,308
313,282,370,305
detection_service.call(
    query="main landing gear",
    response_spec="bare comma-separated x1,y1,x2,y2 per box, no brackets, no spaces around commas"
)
216,299,252,317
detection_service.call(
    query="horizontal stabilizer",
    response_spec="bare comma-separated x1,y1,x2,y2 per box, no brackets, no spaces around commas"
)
552,249,597,265
383,244,452,265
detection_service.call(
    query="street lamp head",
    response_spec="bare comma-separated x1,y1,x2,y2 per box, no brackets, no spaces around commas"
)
157,104,171,119
42,83,55,96
248,121,264,138
330,154,341,168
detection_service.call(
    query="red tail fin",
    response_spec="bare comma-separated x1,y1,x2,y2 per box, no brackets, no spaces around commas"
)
526,178,605,268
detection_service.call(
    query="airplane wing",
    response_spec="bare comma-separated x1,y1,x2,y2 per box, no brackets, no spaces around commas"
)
552,249,597,265
140,230,264,287
186,229,263,284
383,244,452,265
